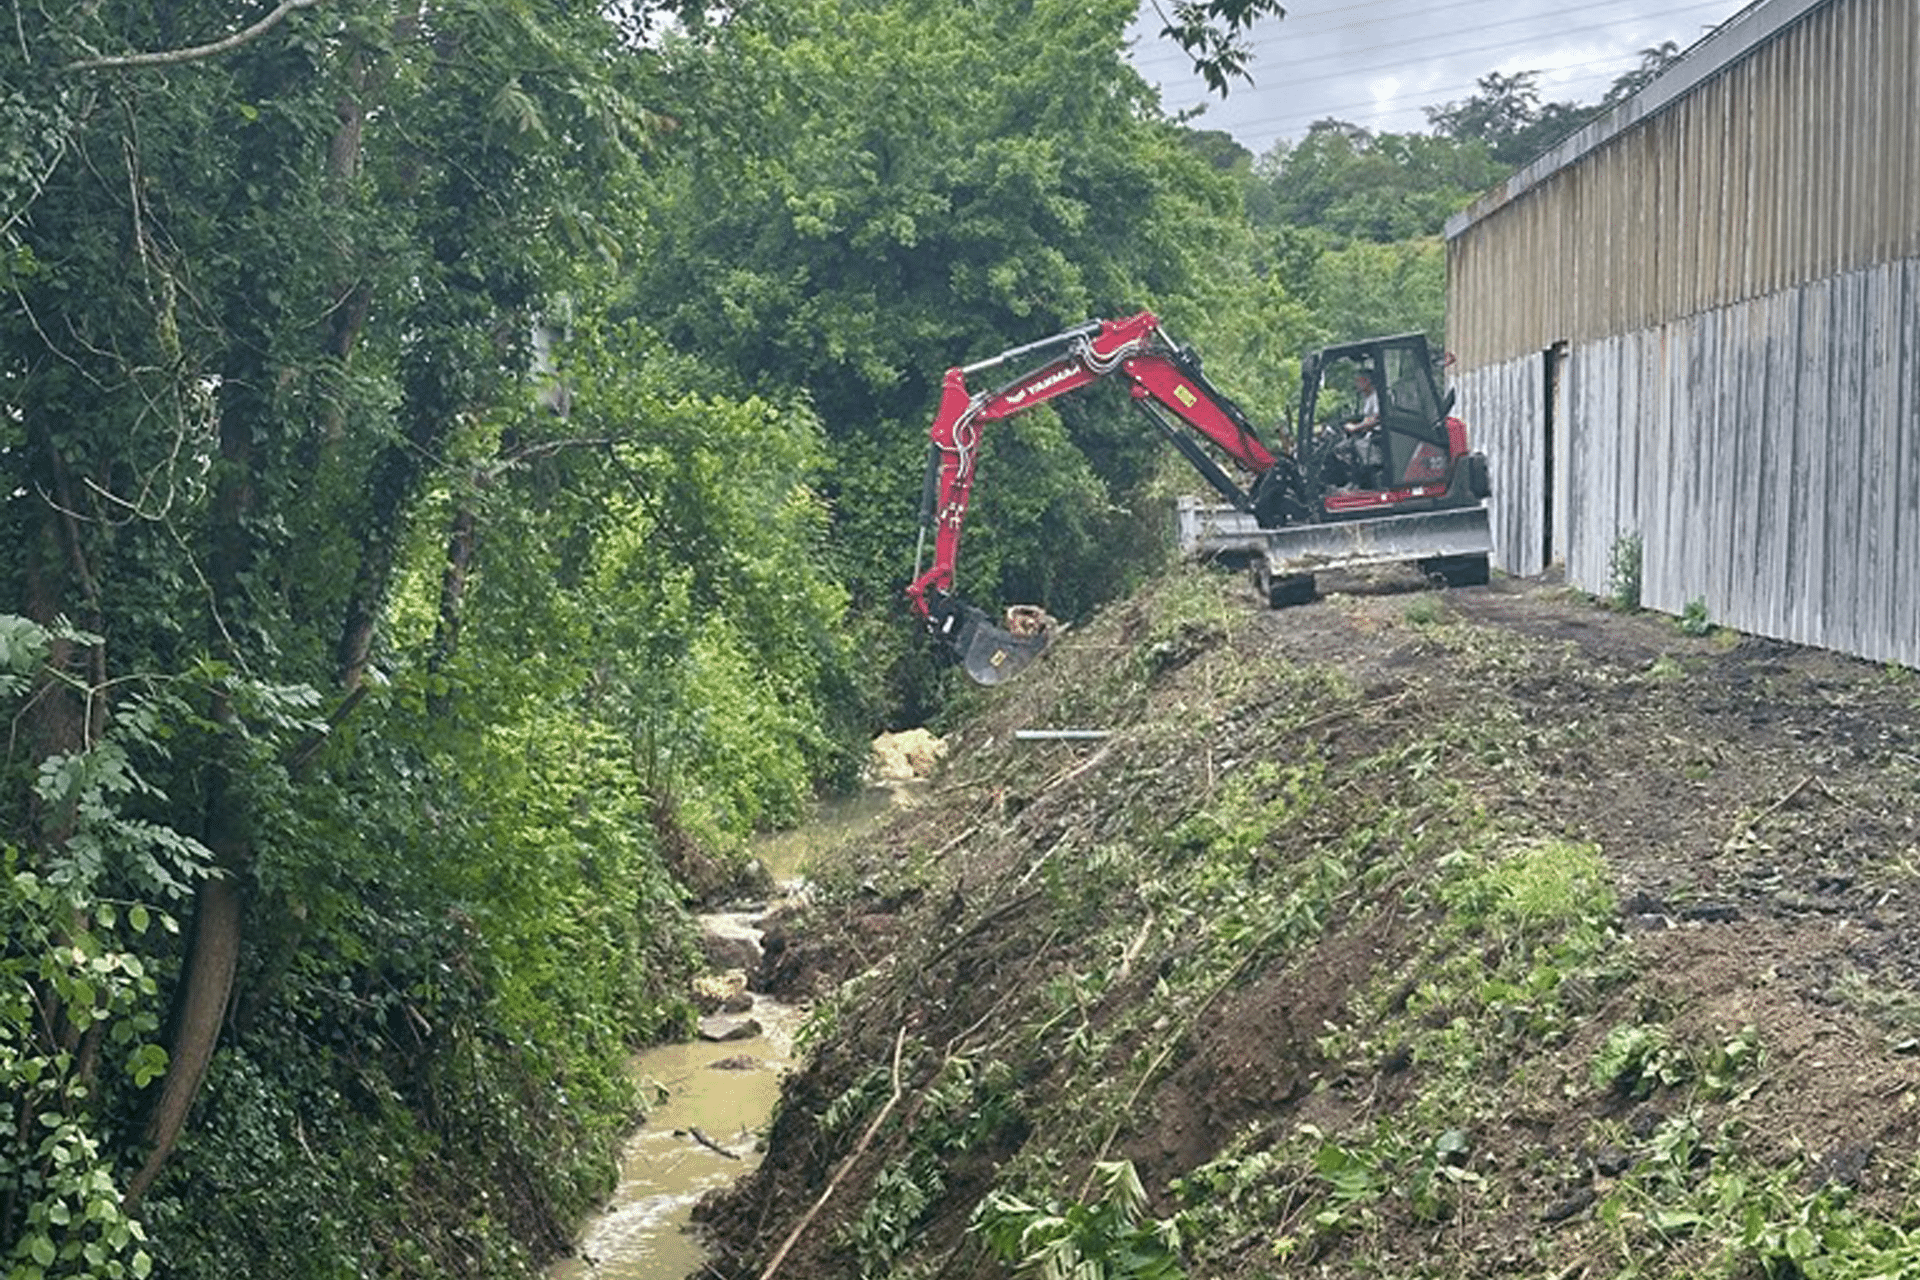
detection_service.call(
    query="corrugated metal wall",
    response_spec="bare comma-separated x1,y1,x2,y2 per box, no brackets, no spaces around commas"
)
1456,359,1546,578
1448,0,1920,368
1458,258,1920,667
1446,0,1920,667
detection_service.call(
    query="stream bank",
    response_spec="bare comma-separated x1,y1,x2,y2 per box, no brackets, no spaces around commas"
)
552,781,931,1277
689,567,1920,1280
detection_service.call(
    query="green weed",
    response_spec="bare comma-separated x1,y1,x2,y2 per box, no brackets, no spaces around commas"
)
839,1159,942,1278
1648,652,1687,680
1676,597,1713,636
1590,1113,1920,1278
1402,595,1447,629
1831,969,1920,1049
1134,576,1239,678
1697,1025,1763,1099
819,1063,893,1139
1608,533,1644,611
838,1053,1023,1278
1436,839,1615,939
1591,1023,1689,1099
1589,1018,1760,1106
976,1160,1185,1280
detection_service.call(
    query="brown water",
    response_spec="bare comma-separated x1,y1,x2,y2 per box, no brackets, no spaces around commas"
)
550,785,921,1278
546,990,803,1279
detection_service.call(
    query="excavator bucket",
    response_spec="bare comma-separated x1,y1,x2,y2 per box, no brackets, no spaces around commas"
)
942,603,1054,686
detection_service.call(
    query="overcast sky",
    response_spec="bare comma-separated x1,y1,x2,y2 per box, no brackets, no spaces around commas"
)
1129,0,1756,157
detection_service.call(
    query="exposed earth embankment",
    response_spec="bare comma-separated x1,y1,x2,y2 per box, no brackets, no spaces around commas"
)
699,567,1920,1279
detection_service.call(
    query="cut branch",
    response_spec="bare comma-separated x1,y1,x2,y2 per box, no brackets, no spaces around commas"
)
758,1028,907,1280
65,0,327,72
687,1127,741,1161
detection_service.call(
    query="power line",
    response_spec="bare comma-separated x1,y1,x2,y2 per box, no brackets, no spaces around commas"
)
1129,0,1696,72
1136,0,1727,90
1138,2,1732,144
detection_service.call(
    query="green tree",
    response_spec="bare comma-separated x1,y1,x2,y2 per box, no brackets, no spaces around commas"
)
1425,69,1591,168
1251,120,1505,244
1599,41,1684,110
1310,238,1447,348
1424,47,1684,170
627,0,1287,712
1150,0,1289,95
1,1,859,1272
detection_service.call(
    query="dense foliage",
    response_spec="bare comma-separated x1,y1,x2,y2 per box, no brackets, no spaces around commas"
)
625,0,1330,715
1,2,853,1275
1425,44,1683,168
1,0,1671,1272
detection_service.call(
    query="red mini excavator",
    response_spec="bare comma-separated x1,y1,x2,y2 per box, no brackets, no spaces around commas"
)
904,311,1492,684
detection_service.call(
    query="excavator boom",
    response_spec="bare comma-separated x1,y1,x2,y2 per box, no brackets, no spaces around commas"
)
905,312,1490,682
905,312,1284,682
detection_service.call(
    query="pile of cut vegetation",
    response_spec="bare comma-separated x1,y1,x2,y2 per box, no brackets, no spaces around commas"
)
700,566,1920,1280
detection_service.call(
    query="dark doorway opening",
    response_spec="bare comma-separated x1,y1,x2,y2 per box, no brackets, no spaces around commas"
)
1542,341,1567,569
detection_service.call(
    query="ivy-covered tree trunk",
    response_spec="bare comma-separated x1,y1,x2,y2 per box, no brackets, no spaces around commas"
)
336,412,453,691
121,296,274,1200
122,877,240,1208
429,503,478,710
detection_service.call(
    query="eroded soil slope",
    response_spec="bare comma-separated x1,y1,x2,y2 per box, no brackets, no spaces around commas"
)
701,568,1920,1280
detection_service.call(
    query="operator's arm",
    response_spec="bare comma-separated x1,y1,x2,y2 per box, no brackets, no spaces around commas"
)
1346,391,1380,433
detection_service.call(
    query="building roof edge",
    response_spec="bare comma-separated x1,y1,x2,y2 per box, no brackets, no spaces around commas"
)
1444,0,1834,241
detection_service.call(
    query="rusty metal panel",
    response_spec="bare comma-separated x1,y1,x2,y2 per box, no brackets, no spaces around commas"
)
1455,358,1545,578
1700,311,1733,617
1861,264,1900,657
1897,259,1920,665
1723,299,1774,633
1640,328,1681,608
1614,335,1646,581
1561,336,1625,593
1824,273,1862,655
1908,0,1920,261
1760,290,1800,643
1446,0,1920,371
1788,279,1831,646
1542,261,1918,667
1832,270,1865,657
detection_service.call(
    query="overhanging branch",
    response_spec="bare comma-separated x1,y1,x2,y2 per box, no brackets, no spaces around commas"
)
64,0,327,72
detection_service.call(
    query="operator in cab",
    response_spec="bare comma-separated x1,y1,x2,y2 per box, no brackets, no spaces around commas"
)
1329,366,1384,489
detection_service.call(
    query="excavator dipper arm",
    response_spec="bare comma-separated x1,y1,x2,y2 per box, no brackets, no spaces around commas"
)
906,311,1282,683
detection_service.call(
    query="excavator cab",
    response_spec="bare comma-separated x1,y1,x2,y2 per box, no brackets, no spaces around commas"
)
1298,334,1457,500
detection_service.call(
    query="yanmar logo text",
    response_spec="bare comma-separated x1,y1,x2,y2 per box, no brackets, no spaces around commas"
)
1003,363,1081,407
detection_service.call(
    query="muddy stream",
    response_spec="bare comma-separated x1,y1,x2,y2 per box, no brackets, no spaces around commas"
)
551,785,916,1279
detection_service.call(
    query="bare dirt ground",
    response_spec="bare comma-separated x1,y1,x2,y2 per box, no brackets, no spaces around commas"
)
698,566,1920,1279
1234,569,1920,1271
1438,571,1920,1008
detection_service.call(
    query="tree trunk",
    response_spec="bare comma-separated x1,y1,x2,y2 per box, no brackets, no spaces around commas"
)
20,515,86,839
122,876,241,1209
427,505,477,714
335,438,422,690
125,298,266,1205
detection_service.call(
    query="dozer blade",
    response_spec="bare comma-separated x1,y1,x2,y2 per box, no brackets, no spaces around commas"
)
947,604,1052,686
1177,497,1493,575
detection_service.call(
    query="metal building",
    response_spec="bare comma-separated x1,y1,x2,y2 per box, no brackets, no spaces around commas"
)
1445,0,1920,666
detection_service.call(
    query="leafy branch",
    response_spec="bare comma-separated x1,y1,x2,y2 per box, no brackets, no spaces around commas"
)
1147,0,1287,95
62,0,329,72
